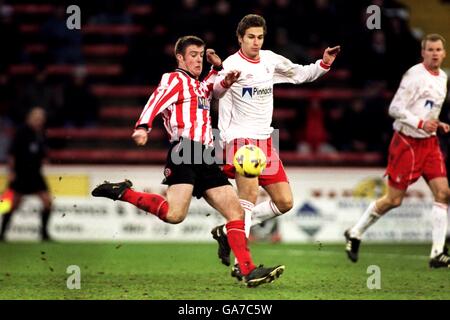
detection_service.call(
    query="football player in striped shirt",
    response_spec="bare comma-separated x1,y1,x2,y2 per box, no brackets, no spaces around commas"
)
92,35,285,287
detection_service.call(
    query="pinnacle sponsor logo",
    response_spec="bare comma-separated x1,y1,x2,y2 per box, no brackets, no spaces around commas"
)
242,86,272,99
242,87,253,98
425,99,434,109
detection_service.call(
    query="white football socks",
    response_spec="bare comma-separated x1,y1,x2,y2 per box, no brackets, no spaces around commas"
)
350,201,381,239
251,200,282,226
430,202,448,258
240,199,255,238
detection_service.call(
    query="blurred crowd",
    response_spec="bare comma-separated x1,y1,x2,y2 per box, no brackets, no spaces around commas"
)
0,0,449,162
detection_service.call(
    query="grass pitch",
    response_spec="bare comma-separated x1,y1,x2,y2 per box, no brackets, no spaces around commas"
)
0,242,449,300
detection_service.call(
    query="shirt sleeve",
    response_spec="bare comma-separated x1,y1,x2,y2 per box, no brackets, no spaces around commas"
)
272,51,329,84
388,71,421,128
217,89,233,146
212,68,234,99
135,73,181,131
202,67,224,99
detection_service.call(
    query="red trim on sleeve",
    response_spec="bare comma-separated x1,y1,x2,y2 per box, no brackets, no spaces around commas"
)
418,120,424,129
220,79,230,88
320,60,331,70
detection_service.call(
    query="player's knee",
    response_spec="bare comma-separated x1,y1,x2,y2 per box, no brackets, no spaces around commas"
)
273,198,293,214
387,196,402,209
166,210,186,224
167,216,185,224
434,189,448,203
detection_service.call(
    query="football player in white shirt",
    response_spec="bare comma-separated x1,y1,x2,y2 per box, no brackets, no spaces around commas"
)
345,34,450,268
92,35,285,287
210,14,340,278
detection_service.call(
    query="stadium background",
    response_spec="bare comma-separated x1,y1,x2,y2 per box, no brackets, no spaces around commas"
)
0,0,449,300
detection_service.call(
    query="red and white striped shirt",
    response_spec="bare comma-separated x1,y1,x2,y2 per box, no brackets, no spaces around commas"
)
136,68,221,146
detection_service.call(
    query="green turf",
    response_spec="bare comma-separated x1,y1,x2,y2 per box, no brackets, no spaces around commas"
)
0,242,448,300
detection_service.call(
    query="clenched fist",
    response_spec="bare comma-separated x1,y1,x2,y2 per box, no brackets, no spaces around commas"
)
132,128,148,146
206,49,222,68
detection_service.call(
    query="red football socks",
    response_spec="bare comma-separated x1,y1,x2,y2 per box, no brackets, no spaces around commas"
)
122,189,168,221
226,220,256,276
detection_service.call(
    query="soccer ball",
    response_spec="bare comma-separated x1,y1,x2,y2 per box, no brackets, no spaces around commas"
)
233,144,267,177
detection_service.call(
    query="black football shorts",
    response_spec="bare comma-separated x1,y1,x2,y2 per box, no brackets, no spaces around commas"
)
162,138,231,199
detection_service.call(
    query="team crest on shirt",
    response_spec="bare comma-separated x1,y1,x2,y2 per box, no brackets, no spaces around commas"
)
197,97,210,110
164,168,172,177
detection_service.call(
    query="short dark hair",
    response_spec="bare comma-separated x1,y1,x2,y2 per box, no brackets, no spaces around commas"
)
174,35,205,57
236,14,267,38
421,33,446,49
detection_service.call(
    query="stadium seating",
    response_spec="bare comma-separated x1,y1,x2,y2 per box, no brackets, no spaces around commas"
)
2,1,411,166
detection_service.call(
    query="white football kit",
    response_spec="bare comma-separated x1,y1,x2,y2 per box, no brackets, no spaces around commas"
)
214,49,330,144
389,63,448,138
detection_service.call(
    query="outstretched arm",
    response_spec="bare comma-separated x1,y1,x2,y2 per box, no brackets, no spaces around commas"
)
133,73,181,146
206,49,222,68
273,45,341,84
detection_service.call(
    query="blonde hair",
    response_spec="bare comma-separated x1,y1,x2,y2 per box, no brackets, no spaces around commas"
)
421,34,446,49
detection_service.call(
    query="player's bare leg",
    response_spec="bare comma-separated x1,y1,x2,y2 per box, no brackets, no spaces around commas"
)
345,184,406,262
163,184,193,224
258,181,293,221
209,174,258,268
92,180,191,224
213,177,293,272
213,174,258,275
204,185,285,287
235,174,259,204
373,185,406,215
